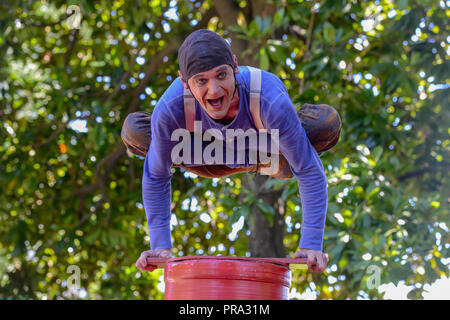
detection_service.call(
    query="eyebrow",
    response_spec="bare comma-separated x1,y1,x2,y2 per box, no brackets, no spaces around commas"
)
192,66,228,79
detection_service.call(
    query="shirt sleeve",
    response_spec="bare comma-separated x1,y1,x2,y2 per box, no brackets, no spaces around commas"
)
142,100,176,250
262,91,328,252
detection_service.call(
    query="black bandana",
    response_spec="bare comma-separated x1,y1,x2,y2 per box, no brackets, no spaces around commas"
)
178,29,235,81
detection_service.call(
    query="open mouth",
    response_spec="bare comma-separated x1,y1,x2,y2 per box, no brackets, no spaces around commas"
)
207,96,224,108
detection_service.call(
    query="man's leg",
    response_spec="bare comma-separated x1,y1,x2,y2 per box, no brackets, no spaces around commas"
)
121,104,341,180
265,104,342,180
121,112,257,178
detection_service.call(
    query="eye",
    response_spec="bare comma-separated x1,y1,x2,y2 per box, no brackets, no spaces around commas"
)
218,71,227,79
196,78,207,85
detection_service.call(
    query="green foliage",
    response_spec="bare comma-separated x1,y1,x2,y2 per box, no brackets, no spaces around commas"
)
0,0,448,300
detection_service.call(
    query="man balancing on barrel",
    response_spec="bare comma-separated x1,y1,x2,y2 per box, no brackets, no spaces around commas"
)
121,29,341,273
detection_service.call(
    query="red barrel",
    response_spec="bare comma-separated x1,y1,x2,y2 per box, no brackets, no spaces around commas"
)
164,256,291,300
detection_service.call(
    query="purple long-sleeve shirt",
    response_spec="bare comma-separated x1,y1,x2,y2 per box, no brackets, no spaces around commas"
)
142,66,328,251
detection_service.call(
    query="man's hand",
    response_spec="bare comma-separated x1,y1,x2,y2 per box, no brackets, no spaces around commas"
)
294,249,328,273
136,249,173,272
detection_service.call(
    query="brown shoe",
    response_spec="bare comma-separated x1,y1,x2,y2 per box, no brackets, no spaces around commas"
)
121,112,152,157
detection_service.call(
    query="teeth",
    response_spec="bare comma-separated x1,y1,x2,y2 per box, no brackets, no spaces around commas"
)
209,97,223,107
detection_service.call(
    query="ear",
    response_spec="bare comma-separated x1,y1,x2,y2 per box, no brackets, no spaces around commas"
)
232,55,239,74
178,70,189,89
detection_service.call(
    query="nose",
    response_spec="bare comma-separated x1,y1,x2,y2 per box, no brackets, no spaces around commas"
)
208,79,220,96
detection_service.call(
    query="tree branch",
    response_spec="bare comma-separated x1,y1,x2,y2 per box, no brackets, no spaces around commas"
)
398,161,450,182
32,119,70,149
213,0,247,57
299,5,316,95
64,27,80,68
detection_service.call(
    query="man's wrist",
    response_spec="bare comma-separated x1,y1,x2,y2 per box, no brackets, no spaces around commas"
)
299,227,324,251
149,224,172,250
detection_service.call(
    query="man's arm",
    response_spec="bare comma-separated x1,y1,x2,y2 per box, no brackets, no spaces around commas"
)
142,101,176,251
263,90,328,252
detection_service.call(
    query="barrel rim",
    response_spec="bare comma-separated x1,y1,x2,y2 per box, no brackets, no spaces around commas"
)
166,256,291,268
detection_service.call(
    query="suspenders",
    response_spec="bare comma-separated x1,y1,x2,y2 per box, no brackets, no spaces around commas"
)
183,66,264,132
183,87,196,133
247,66,264,131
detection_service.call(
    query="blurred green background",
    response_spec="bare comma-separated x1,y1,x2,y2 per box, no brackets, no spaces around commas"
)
0,0,448,300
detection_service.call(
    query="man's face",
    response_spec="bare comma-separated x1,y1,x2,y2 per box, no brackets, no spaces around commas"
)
179,60,239,121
